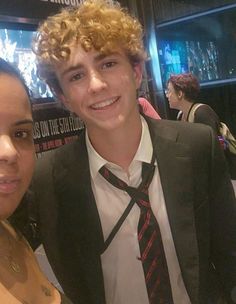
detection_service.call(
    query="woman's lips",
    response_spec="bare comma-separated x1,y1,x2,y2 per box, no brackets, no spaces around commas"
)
0,178,20,194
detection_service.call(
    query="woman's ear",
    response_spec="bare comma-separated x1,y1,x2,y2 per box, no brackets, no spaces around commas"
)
178,90,184,99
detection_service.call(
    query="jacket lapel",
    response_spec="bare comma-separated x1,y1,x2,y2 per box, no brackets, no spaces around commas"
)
147,118,199,303
53,132,106,303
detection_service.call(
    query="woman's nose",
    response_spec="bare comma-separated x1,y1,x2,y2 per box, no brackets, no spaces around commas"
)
88,72,108,94
0,135,17,164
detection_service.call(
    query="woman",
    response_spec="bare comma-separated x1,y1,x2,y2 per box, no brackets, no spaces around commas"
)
165,73,236,179
0,58,72,303
166,73,220,134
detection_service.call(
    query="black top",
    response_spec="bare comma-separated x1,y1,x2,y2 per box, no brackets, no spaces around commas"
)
189,104,220,135
60,292,74,304
178,103,221,135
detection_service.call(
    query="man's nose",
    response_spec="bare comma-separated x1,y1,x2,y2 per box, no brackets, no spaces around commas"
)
0,135,18,164
88,72,108,94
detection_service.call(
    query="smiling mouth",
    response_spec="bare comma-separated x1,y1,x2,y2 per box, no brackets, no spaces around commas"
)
91,97,119,110
0,179,20,194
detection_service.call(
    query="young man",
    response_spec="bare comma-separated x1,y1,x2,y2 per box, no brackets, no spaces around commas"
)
13,1,236,303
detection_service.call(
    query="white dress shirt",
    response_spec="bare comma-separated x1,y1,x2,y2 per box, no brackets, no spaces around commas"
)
86,116,191,304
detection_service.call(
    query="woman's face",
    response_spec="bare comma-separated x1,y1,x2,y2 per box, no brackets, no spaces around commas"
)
0,73,35,220
165,82,181,110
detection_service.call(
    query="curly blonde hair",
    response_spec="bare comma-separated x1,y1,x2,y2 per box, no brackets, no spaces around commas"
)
33,0,146,94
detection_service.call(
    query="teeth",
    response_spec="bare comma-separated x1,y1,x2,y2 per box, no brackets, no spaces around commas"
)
92,98,117,109
0,179,17,184
0,180,13,184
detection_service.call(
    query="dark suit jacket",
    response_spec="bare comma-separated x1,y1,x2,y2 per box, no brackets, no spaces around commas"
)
12,118,236,304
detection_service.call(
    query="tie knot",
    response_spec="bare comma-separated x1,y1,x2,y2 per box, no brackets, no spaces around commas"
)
99,159,155,204
125,186,149,203
99,166,128,191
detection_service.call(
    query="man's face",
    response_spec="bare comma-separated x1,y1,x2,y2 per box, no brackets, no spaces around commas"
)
54,45,142,135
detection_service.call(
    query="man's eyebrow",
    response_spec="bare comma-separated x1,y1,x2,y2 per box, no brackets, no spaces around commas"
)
94,52,120,61
61,53,118,77
14,119,33,126
94,53,109,61
61,63,83,78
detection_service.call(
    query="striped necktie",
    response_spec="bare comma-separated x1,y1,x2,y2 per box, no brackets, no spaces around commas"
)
99,162,173,304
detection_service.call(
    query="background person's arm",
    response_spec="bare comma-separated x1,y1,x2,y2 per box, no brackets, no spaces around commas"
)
138,97,161,120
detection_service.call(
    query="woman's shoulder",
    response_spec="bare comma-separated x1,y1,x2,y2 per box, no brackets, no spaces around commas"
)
196,103,214,112
195,103,219,119
193,103,220,134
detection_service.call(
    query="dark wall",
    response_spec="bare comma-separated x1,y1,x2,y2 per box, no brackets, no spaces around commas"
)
153,0,236,23
0,0,81,19
0,0,130,20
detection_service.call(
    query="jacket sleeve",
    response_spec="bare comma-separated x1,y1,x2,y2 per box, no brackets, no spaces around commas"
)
209,126,236,303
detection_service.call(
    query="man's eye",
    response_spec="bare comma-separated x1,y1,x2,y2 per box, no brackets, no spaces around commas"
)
102,61,117,69
70,72,84,81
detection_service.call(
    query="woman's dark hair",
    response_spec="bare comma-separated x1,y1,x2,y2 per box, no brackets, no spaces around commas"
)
167,73,200,101
0,58,31,99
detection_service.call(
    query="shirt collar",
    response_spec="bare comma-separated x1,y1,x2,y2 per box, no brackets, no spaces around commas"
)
86,116,154,180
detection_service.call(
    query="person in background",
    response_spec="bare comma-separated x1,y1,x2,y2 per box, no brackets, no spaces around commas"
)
12,1,236,304
165,72,220,134
165,73,236,178
0,58,72,304
138,97,161,119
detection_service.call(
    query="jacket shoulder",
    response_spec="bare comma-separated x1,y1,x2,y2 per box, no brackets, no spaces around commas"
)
148,118,214,141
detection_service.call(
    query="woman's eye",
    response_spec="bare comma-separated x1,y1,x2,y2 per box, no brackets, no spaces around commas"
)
14,130,31,139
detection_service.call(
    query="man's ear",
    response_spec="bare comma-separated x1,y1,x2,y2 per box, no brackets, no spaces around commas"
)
53,89,73,112
48,84,70,110
58,94,72,111
133,62,143,89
